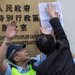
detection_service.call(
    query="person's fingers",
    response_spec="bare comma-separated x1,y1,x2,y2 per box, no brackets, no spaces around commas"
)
14,26,18,35
6,21,17,33
40,26,46,31
11,20,16,26
55,12,60,18
7,23,11,31
8,21,17,31
46,3,50,12
11,20,17,28
7,21,16,28
50,3,54,8
47,2,50,8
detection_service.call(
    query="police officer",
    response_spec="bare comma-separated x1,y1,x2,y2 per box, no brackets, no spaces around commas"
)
0,21,36,75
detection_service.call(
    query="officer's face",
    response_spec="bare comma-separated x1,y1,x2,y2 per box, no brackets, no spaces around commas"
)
14,48,30,62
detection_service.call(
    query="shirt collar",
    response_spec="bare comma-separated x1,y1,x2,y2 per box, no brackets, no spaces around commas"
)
14,64,30,73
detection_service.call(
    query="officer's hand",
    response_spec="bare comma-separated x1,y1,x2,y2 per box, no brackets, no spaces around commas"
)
5,21,18,40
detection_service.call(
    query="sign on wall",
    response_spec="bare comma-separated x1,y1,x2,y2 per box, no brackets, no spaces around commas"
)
0,0,55,56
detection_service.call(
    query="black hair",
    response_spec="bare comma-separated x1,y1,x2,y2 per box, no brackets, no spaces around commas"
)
35,34,55,55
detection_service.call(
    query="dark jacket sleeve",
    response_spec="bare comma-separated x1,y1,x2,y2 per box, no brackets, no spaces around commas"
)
36,18,74,75
50,17,70,48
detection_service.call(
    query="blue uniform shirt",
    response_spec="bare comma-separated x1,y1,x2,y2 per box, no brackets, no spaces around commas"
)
5,54,46,75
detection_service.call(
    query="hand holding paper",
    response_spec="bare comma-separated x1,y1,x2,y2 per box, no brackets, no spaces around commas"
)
46,4,57,18
46,4,60,18
38,2,64,31
40,26,53,34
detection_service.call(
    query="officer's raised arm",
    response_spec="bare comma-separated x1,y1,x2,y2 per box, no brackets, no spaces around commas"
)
0,21,17,74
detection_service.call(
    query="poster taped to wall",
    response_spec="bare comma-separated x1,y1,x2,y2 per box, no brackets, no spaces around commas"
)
38,2,64,31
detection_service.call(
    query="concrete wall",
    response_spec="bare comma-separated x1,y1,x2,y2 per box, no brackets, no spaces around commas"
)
56,0,75,57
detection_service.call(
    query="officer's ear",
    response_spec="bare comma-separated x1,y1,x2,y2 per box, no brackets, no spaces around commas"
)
13,53,20,62
14,56,20,62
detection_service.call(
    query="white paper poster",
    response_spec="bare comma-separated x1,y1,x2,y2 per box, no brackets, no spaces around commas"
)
38,2,64,30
